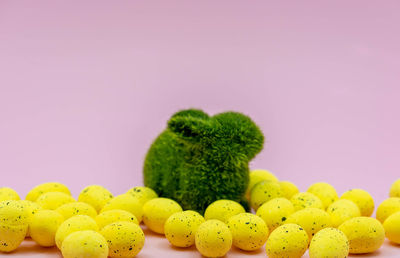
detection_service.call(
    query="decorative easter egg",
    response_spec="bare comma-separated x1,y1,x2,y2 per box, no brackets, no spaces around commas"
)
256,197,295,231
0,187,20,201
227,213,269,251
279,181,299,199
291,192,324,211
340,189,374,217
143,197,182,234
285,208,331,239
383,211,400,244
61,230,108,258
250,180,282,211
195,219,232,257
26,182,71,202
18,200,42,237
246,169,278,198
55,215,99,249
327,199,360,227
309,228,349,258
338,217,384,254
164,210,205,247
265,223,309,258
126,186,158,205
307,182,338,209
30,210,64,247
95,209,138,229
78,185,113,213
100,221,145,257
35,192,75,210
390,179,400,197
204,200,245,223
100,194,143,223
56,202,97,220
376,197,400,223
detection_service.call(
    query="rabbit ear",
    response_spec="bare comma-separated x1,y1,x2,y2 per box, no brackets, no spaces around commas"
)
168,116,210,141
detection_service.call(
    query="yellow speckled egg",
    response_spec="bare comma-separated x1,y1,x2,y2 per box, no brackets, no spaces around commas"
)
164,210,205,247
35,192,76,210
340,189,374,217
95,209,139,229
126,186,158,205
30,210,64,247
250,180,283,211
100,221,145,257
338,217,384,254
204,200,245,223
78,185,113,213
61,230,108,258
376,197,400,223
285,208,331,239
307,182,338,209
56,202,97,220
265,223,309,258
246,169,278,199
143,197,182,234
383,211,400,244
0,200,29,252
26,182,71,202
0,187,20,201
327,199,360,227
100,194,143,223
195,219,232,257
309,228,349,258
291,192,324,211
227,213,269,251
55,215,99,249
390,179,400,197
279,181,299,199
256,197,295,231
18,200,42,237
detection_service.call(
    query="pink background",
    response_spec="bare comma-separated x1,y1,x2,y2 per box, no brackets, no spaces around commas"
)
1,1,400,257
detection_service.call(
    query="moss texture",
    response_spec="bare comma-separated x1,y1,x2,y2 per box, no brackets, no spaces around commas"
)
143,109,264,214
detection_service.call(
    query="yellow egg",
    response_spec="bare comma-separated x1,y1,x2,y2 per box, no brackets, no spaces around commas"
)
291,192,324,211
126,186,158,205
383,211,400,244
100,221,145,257
95,209,139,229
61,230,108,258
36,192,76,210
340,189,374,217
56,202,97,220
390,179,400,197
227,213,269,251
327,199,360,227
55,215,99,249
285,208,331,239
195,219,232,257
25,182,71,202
256,197,295,231
100,194,143,223
246,169,278,199
164,210,205,247
78,185,113,213
338,217,384,254
0,200,29,252
0,187,20,201
309,228,349,258
376,197,400,223
18,200,42,237
30,210,64,247
250,180,283,211
265,223,309,258
204,200,245,223
143,197,182,234
279,181,299,199
307,182,338,209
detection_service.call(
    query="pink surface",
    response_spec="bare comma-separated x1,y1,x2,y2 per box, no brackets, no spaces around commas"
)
1,1,400,257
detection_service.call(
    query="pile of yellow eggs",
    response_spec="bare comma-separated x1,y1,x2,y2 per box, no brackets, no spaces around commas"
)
1,171,400,257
